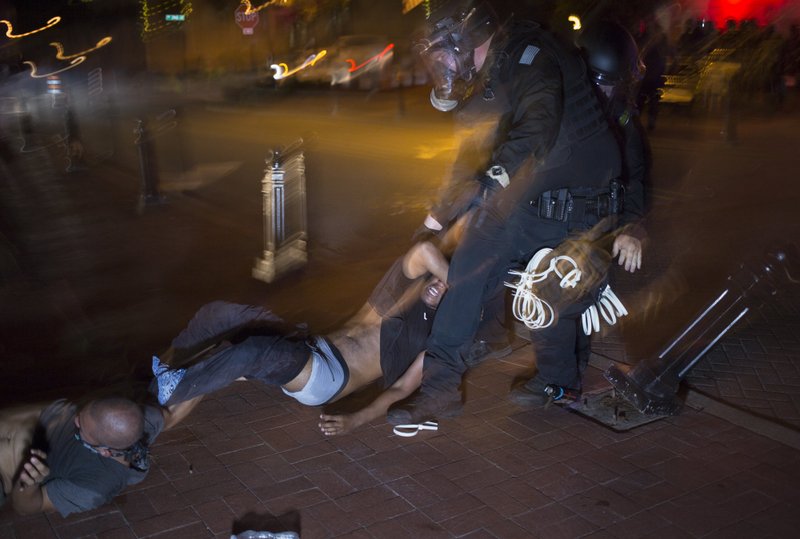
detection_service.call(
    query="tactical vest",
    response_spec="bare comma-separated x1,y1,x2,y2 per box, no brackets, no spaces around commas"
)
497,23,608,159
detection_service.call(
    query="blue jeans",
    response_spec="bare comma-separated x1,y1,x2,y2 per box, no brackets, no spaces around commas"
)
152,302,310,405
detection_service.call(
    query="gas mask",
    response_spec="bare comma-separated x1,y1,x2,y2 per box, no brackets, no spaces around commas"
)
417,33,478,111
415,4,496,112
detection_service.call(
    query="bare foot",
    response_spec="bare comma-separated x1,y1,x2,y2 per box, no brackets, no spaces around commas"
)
318,413,361,436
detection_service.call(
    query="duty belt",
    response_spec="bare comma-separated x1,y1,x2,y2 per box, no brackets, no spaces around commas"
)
529,180,623,222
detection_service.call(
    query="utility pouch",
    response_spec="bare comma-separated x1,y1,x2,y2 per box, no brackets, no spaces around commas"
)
531,180,624,222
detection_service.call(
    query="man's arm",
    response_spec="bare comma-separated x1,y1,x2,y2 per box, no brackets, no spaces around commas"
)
318,352,424,436
402,241,449,282
11,449,55,515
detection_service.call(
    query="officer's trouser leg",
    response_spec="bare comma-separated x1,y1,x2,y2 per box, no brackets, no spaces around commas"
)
422,213,510,395
474,275,509,345
530,316,582,389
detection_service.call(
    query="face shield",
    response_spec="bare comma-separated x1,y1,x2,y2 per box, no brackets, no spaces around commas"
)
416,29,477,111
415,5,495,112
580,21,645,105
591,59,645,103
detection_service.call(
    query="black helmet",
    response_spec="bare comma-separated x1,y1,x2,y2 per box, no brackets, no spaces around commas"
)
577,20,643,89
415,0,499,111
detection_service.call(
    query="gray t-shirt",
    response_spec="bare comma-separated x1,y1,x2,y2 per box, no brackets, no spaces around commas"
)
37,399,164,516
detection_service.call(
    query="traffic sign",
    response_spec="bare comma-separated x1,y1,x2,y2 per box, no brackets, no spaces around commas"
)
234,4,259,35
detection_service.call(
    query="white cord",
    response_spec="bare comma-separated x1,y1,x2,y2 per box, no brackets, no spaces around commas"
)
581,284,628,336
506,248,582,330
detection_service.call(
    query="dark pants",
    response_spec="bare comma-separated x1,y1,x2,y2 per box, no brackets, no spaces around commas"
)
154,302,310,405
473,281,510,345
422,203,604,395
421,132,619,397
528,295,592,389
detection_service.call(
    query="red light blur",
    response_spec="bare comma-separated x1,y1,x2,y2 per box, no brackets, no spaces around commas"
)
705,0,787,28
346,44,395,73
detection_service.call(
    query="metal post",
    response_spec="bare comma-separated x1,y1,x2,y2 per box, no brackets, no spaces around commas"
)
605,246,798,416
252,139,308,283
134,119,165,213
721,78,738,143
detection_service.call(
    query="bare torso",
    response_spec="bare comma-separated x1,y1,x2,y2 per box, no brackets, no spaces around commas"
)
281,304,384,399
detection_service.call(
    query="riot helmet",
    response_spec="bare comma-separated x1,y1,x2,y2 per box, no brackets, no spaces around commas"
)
577,20,643,100
415,0,498,112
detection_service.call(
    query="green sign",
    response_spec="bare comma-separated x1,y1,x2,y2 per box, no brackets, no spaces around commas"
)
165,14,186,21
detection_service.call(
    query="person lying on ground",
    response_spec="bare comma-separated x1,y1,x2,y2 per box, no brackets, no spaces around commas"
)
0,395,200,517
152,240,451,437
0,240,450,518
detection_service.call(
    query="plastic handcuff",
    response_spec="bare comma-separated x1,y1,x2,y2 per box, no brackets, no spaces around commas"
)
392,420,439,437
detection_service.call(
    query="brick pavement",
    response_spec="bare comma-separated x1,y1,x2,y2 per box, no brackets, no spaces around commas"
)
587,108,800,447
2,87,799,537
3,348,800,538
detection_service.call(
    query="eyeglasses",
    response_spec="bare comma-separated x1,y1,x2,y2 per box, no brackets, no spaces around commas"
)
74,425,152,471
74,426,129,457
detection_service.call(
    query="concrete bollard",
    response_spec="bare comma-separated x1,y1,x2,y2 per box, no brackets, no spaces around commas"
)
252,139,308,283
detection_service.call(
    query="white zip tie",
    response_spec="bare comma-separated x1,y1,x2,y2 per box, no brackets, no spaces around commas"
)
506,248,582,330
392,421,439,437
581,284,628,336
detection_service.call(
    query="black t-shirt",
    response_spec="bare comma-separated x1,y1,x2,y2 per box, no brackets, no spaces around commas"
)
368,258,435,388
38,399,164,516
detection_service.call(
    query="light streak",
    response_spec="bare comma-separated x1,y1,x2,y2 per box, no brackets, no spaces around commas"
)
241,1,289,15
346,43,394,73
271,49,328,80
24,57,87,78
568,15,581,30
1,16,61,38
50,36,112,60
141,1,193,39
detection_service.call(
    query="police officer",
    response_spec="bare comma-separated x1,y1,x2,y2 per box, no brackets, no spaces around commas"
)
509,19,649,406
388,1,645,425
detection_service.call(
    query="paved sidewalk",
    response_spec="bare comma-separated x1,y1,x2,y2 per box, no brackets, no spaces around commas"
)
1,89,799,537
2,347,800,538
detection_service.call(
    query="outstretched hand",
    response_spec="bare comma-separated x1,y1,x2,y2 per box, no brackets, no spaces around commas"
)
612,234,642,273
